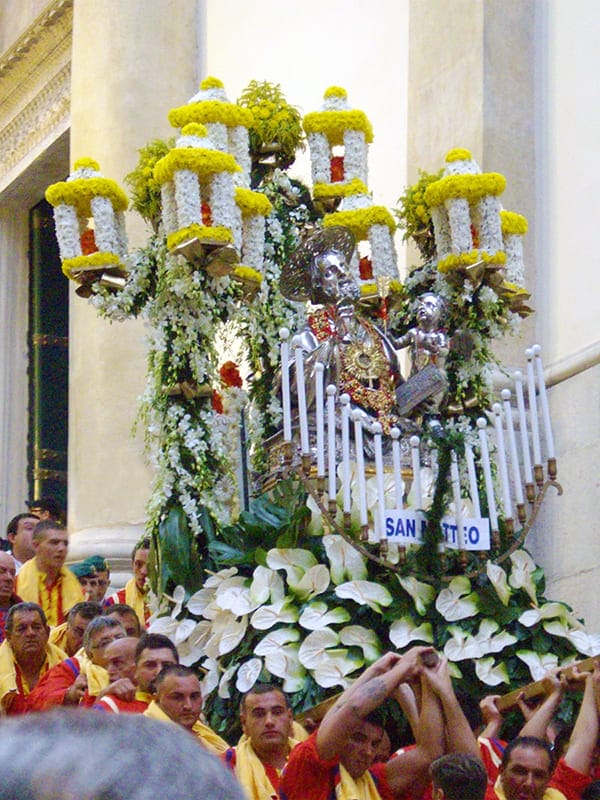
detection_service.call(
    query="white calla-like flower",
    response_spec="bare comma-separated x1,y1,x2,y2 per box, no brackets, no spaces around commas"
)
389,616,434,649
323,535,367,584
287,564,330,601
172,618,197,645
443,626,482,661
435,576,479,621
250,598,299,630
215,577,261,616
178,620,212,666
509,550,538,604
298,602,351,631
516,650,559,681
266,549,317,584
473,618,517,655
147,615,179,638
236,658,263,693
200,657,220,697
519,602,572,628
265,643,306,692
204,612,248,658
406,466,434,510
218,663,238,699
397,576,435,616
474,657,510,686
334,580,393,613
169,585,186,618
250,565,285,605
298,628,340,669
486,562,512,606
204,567,238,588
339,625,381,661
306,493,326,537
312,649,363,689
254,628,301,656
560,628,600,657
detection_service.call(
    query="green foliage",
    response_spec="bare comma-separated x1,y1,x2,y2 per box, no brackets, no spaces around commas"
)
125,138,176,231
394,169,443,262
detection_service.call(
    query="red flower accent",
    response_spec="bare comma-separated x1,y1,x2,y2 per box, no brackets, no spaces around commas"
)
202,202,213,226
212,390,223,414
80,228,98,255
359,256,373,280
219,361,243,388
470,223,479,249
330,156,344,182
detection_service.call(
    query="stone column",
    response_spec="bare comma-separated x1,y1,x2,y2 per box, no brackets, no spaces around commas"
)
68,0,201,586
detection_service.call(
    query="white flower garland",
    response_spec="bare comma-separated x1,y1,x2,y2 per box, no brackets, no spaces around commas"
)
53,203,82,260
90,195,120,254
343,129,367,184
368,223,398,280
307,132,330,185
174,169,202,229
229,126,251,187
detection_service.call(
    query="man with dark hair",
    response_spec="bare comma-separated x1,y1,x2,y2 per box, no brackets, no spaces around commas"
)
27,496,64,524
5,513,38,571
28,615,125,710
144,663,228,754
93,632,179,713
0,602,66,714
104,539,150,627
0,711,246,800
280,648,454,800
430,753,487,800
223,682,297,800
0,552,21,642
103,603,142,637
16,520,84,626
48,600,102,656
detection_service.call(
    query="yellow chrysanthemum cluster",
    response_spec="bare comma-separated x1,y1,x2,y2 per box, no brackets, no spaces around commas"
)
303,109,374,146
166,224,233,252
437,249,506,274
154,149,240,183
235,187,272,217
312,179,369,199
500,210,528,236
323,206,395,240
61,252,121,280
424,173,506,207
46,176,129,218
445,148,473,162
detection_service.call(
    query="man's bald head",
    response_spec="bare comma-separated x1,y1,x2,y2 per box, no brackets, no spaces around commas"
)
0,552,16,606
103,637,139,684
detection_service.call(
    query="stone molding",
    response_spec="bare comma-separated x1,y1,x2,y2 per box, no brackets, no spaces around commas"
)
0,0,72,191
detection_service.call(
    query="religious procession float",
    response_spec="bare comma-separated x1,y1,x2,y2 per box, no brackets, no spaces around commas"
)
45,77,599,742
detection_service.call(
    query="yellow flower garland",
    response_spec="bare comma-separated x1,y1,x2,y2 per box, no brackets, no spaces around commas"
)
154,149,241,184
46,178,129,217
166,224,233,252
323,206,396,239
323,86,348,100
235,187,272,217
424,173,506,207
445,148,473,162
303,110,374,146
169,100,253,130
437,249,506,274
312,179,368,199
359,279,403,297
500,210,528,236
62,252,122,280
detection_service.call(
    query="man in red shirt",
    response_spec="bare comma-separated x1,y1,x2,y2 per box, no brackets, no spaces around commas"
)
103,540,150,628
280,648,449,800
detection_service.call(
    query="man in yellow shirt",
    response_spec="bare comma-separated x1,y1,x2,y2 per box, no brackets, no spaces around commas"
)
16,521,83,627
104,539,150,628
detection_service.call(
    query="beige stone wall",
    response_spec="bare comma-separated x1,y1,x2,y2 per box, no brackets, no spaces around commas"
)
0,0,52,54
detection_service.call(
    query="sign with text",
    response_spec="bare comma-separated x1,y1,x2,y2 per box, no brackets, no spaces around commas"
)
384,510,491,551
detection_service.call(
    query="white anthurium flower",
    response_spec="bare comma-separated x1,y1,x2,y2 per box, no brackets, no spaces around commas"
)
299,601,351,631
475,657,510,686
334,580,393,613
298,627,340,669
406,466,435,510
365,472,397,512
265,643,306,692
486,562,512,606
435,576,480,622
147,615,179,638
178,620,212,666
287,564,330,601
516,650,559,681
200,599,226,621
250,565,285,606
266,548,318,584
250,598,299,630
447,662,463,679
561,629,600,657
519,602,573,628
200,658,220,697
389,616,434,649
218,663,238,699
204,612,248,658
312,649,364,689
255,627,301,656
215,576,262,616
306,493,326,537
339,626,381,661
397,575,436,616
323,535,367,585
167,585,186,618
443,626,483,661
186,587,219,616
204,567,238,588
473,618,518,655
172,617,198,646
509,550,538,605
236,658,263,693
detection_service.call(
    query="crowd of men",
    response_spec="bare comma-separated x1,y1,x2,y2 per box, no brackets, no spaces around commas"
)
1,503,600,800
